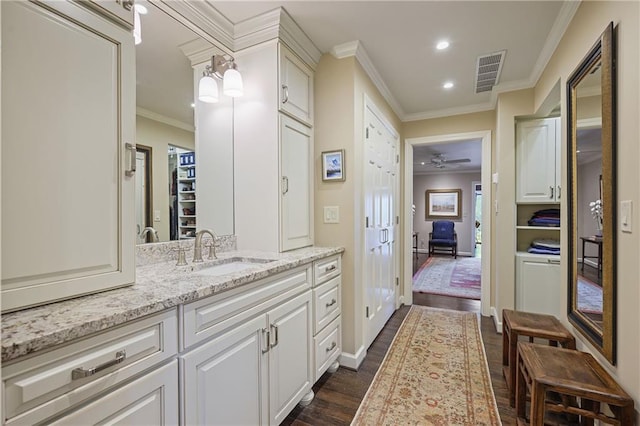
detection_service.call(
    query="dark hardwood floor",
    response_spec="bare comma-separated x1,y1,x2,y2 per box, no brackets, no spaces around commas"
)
284,252,516,425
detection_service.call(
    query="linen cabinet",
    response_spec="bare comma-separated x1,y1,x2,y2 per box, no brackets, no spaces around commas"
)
234,41,314,253
1,0,136,312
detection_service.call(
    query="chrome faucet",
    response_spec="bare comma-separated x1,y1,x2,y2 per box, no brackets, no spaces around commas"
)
140,226,159,243
193,229,217,262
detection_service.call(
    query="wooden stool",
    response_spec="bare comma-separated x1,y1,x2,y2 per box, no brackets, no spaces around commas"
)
502,309,575,407
516,342,634,425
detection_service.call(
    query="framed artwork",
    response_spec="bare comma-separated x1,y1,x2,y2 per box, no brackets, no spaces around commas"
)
425,189,462,220
322,149,345,181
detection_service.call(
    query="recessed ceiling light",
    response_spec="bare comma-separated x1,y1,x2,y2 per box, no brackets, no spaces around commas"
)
443,81,454,89
436,40,450,50
421,161,425,165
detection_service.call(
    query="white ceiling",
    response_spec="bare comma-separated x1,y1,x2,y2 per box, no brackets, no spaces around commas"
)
212,1,572,120
413,139,483,175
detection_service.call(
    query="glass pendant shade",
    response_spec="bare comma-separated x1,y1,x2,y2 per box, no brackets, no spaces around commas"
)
198,75,219,103
223,68,243,97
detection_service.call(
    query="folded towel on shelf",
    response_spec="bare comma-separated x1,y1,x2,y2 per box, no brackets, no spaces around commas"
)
528,217,561,226
531,239,561,249
532,208,560,217
527,247,561,255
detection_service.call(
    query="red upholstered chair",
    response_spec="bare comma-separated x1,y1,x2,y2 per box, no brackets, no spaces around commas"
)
428,220,457,258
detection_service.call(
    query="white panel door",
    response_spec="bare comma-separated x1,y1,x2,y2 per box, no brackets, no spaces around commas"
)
280,115,313,251
516,118,559,203
364,103,398,348
268,291,313,425
49,361,178,425
182,315,269,426
1,0,135,311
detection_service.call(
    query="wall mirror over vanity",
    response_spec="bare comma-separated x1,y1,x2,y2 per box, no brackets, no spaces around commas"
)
134,0,235,244
567,22,616,364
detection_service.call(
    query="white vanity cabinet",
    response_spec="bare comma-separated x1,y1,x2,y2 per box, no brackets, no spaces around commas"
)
311,255,342,382
235,41,314,253
2,310,178,425
516,117,561,203
181,267,314,425
1,0,136,312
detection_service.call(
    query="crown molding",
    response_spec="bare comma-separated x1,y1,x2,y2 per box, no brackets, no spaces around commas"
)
403,101,496,122
331,41,405,121
529,1,581,88
153,0,234,55
179,37,220,66
137,107,195,133
233,8,321,69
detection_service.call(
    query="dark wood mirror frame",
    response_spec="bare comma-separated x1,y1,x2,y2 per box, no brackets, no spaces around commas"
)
567,22,616,364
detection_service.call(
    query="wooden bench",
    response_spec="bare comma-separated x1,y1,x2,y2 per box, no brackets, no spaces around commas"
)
502,309,575,407
516,342,634,425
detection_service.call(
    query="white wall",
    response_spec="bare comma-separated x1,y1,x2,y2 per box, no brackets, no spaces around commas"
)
412,172,481,255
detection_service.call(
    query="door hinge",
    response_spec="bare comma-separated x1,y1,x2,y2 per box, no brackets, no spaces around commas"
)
366,128,369,138
366,306,369,318
396,154,399,163
366,216,369,228
396,215,399,225
396,277,399,287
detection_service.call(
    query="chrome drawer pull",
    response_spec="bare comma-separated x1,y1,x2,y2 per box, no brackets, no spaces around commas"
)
72,350,126,380
326,298,337,308
325,342,337,352
325,264,337,272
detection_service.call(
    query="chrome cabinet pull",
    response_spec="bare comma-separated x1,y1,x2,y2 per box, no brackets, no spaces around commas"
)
326,298,337,308
72,350,126,380
270,324,279,348
282,176,289,195
125,142,136,177
122,0,134,11
557,185,561,199
325,342,337,352
262,328,270,354
547,258,560,265
282,84,289,104
325,264,337,272
549,186,554,199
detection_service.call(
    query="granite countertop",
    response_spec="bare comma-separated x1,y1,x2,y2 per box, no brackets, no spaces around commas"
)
1,246,344,363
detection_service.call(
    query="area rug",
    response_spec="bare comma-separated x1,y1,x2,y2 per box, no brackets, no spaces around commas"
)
577,275,603,314
351,306,500,426
413,256,482,300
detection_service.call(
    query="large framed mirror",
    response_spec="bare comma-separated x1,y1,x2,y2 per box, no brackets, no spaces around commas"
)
567,22,616,364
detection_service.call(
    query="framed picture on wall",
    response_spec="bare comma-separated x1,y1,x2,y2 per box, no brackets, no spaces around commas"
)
425,189,462,220
322,149,345,181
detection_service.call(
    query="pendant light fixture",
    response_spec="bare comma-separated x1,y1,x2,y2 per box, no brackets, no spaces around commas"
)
198,55,243,103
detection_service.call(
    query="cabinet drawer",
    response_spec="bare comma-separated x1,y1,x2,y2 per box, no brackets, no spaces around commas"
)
313,276,341,334
313,255,341,285
314,316,341,381
2,309,178,424
183,266,311,349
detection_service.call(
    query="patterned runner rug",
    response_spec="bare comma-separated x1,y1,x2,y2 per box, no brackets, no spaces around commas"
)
413,256,482,300
352,306,500,425
577,275,603,314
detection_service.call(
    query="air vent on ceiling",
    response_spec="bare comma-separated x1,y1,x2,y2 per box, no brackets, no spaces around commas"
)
475,50,506,93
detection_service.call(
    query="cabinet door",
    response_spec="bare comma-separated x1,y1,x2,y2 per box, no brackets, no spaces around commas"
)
47,361,178,425
279,44,314,126
280,115,313,251
516,254,561,318
181,315,269,426
1,0,135,312
267,290,313,425
516,118,558,203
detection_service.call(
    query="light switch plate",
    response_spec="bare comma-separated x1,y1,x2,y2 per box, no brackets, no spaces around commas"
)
154,210,161,222
324,206,339,224
620,200,632,233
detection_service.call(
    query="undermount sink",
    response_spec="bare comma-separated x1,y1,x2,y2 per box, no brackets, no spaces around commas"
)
192,257,276,278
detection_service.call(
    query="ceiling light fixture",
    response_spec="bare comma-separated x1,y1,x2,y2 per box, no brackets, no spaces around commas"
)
443,81,454,89
436,40,450,50
198,55,244,103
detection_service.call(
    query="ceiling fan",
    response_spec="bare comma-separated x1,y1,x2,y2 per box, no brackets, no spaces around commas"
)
428,153,471,168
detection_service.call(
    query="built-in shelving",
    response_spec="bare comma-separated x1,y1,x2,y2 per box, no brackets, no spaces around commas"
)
178,152,196,239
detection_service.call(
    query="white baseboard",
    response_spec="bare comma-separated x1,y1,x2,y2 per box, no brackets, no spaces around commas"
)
339,345,366,370
491,306,502,334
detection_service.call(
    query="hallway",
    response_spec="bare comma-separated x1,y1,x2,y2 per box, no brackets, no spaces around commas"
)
283,255,516,425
